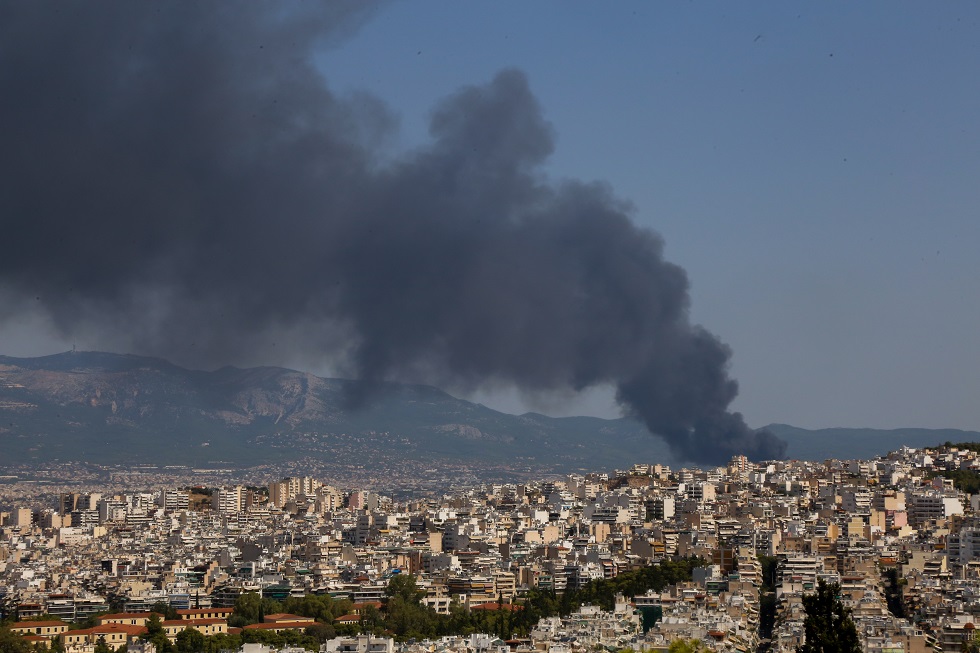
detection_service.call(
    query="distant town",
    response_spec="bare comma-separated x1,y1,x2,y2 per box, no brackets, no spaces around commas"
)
3,443,980,653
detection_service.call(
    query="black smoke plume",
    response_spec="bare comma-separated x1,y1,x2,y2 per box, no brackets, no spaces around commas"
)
0,2,786,464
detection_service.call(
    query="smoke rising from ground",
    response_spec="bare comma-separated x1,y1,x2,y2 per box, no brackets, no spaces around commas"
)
0,2,786,464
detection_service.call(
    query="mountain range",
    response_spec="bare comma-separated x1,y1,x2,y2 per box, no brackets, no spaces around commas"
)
0,351,976,472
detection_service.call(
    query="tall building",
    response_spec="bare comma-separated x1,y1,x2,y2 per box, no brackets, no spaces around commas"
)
316,485,344,513
59,493,80,515
97,498,128,523
729,455,749,475
349,489,378,511
11,507,32,528
160,490,190,512
269,477,322,508
212,486,245,514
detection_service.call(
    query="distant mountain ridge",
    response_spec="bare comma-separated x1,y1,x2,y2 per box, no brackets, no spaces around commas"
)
0,351,976,470
760,423,980,463
0,351,667,469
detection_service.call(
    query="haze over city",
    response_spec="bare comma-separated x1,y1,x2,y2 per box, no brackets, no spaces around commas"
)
2,1,979,446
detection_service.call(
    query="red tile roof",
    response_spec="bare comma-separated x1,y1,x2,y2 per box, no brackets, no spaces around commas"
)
470,602,523,612
11,621,67,629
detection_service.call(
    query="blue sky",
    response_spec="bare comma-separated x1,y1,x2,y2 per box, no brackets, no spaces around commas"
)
6,2,980,431
312,2,980,430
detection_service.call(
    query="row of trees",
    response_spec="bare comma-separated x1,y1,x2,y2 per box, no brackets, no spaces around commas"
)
227,593,353,629
927,442,980,492
0,625,35,653
757,554,778,639
367,557,706,641
143,612,329,653
1,556,706,653
929,468,980,493
796,579,861,653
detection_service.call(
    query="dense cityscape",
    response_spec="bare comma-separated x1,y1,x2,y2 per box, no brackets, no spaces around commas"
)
4,5,979,653
4,444,980,653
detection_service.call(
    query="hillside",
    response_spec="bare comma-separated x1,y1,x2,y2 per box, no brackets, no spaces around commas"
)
1,352,977,471
0,351,668,470
761,423,980,462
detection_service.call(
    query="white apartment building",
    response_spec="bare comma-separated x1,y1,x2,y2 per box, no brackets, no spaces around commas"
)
212,486,245,514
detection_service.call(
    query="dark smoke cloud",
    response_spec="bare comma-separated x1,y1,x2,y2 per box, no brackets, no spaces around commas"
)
0,2,786,464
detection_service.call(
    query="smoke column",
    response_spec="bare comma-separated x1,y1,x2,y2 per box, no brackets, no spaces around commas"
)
0,2,786,464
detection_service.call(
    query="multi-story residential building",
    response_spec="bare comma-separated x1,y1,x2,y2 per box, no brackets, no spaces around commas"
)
212,486,245,514
908,491,964,526
160,490,190,512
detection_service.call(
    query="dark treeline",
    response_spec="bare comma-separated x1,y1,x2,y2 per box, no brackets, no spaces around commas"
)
939,442,980,454
372,557,705,642
757,555,778,640
882,567,907,619
3,558,704,652
929,442,980,493
929,468,980,494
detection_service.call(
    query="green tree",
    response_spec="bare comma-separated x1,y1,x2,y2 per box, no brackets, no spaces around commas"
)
240,628,285,649
144,614,172,653
304,623,336,644
258,599,282,621
149,603,178,622
93,636,111,653
796,579,862,653
332,599,353,622
758,555,779,589
965,630,980,653
668,639,708,653
174,628,205,653
882,567,907,619
383,574,438,640
758,554,779,639
0,624,31,653
385,575,426,604
73,613,109,630
202,632,241,653
359,605,384,636
282,595,338,623
230,593,261,628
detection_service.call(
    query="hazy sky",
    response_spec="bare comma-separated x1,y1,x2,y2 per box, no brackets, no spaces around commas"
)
4,2,980,433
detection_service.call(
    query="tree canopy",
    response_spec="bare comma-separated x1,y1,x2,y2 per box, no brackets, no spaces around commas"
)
797,579,862,653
